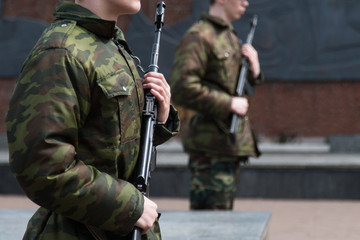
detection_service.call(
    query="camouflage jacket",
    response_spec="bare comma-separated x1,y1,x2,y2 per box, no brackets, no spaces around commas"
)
170,13,262,157
6,2,179,239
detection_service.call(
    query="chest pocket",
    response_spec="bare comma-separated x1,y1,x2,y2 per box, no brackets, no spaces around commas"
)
212,44,241,93
97,71,142,145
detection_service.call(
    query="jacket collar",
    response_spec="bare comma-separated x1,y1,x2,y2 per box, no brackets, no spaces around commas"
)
200,13,235,32
54,1,121,39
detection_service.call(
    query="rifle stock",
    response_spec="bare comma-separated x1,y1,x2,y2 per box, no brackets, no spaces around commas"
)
131,2,165,240
229,15,258,142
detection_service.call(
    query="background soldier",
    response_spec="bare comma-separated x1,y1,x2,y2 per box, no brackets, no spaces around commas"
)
170,0,263,210
6,0,179,239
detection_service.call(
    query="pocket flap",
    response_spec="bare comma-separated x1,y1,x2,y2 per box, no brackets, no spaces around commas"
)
97,73,132,99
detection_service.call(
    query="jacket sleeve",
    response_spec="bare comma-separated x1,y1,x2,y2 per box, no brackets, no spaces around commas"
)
6,49,143,235
153,105,180,146
170,32,233,120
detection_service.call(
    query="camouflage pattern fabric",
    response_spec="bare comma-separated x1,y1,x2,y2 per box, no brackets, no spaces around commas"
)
6,2,179,239
170,13,262,157
188,152,244,210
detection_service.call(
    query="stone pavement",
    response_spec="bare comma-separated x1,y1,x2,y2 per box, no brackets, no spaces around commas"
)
0,207,270,240
1,195,360,240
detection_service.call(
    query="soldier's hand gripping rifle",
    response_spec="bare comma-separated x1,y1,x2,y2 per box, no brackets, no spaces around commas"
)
229,15,258,142
131,2,165,240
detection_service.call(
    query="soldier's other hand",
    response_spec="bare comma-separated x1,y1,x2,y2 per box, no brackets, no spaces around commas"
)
135,196,158,234
142,72,170,123
231,96,249,116
241,44,260,78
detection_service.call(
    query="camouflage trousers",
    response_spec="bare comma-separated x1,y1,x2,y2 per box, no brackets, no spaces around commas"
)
188,152,246,210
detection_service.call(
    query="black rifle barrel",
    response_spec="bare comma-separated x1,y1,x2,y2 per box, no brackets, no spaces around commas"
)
131,2,165,240
229,15,258,140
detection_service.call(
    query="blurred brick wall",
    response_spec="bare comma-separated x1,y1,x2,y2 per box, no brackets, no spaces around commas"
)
249,81,360,140
1,0,360,140
3,0,58,22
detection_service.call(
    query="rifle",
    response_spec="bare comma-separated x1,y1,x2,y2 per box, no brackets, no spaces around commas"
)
229,15,258,142
131,2,166,240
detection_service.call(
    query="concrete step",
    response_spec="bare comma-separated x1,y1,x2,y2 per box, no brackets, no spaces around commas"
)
155,139,360,168
156,138,331,154
2,139,360,199
151,139,360,199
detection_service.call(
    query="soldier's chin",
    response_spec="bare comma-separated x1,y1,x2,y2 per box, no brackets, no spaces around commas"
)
235,13,243,20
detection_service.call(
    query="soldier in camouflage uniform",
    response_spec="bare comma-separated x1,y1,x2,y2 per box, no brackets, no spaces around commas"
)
6,0,179,239
170,0,263,210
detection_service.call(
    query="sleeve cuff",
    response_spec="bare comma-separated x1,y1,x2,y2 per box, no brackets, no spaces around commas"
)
153,105,180,146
